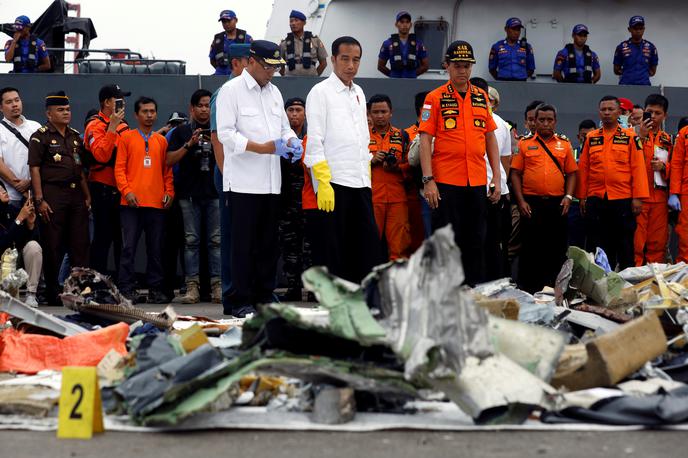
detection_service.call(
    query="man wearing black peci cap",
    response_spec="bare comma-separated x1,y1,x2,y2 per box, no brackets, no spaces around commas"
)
419,41,501,285
278,97,309,301
216,40,302,317
28,91,91,305
84,84,131,277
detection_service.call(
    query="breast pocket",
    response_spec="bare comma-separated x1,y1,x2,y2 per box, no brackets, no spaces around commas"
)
240,107,259,118
612,146,631,172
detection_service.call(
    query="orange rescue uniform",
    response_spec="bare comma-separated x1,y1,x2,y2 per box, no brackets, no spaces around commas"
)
418,82,497,186
369,126,411,259
114,129,174,209
404,123,425,254
512,133,578,196
634,130,672,265
576,126,649,200
670,126,688,262
84,112,129,187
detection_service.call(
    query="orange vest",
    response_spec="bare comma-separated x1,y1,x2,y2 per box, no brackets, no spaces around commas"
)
512,133,578,196
418,82,496,187
576,125,649,200
369,125,407,204
641,130,672,203
670,126,688,195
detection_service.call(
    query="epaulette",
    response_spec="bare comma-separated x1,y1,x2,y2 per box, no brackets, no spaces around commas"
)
38,126,47,133
555,132,570,142
69,127,80,135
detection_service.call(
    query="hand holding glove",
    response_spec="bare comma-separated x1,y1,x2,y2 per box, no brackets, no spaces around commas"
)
273,138,295,160
288,138,304,163
669,194,682,211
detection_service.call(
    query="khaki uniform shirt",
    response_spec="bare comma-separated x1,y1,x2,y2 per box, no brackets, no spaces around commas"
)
28,122,85,184
279,32,327,77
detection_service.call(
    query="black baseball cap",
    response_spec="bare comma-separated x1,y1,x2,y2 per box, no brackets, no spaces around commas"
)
445,40,476,63
285,97,305,109
98,84,131,103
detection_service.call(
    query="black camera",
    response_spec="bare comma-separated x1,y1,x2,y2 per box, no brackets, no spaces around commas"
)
197,136,212,171
383,152,397,166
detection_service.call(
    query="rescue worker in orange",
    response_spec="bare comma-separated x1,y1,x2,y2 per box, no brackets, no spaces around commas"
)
634,94,672,265
368,94,411,260
419,40,501,285
404,91,431,252
577,95,649,270
84,84,130,276
511,104,577,293
669,117,688,262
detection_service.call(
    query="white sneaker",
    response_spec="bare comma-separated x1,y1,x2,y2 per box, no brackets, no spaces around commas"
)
25,294,38,308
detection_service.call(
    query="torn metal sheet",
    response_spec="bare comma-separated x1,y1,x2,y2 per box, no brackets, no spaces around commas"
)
302,267,386,346
432,354,556,424
474,279,555,324
61,268,176,329
553,306,620,335
365,225,492,380
0,291,88,336
567,247,636,307
488,316,567,382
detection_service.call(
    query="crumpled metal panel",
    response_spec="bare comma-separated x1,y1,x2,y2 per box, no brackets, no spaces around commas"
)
364,225,492,380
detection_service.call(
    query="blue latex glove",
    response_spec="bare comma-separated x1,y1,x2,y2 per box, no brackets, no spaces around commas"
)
669,194,682,211
288,138,304,163
273,138,295,160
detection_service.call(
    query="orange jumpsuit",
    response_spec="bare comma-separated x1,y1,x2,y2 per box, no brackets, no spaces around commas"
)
369,126,411,260
634,130,672,265
404,123,425,254
670,126,688,262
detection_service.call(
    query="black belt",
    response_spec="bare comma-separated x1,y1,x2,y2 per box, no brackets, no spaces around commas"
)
44,181,80,189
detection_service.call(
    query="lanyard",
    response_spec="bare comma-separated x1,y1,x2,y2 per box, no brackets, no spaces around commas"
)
137,129,152,154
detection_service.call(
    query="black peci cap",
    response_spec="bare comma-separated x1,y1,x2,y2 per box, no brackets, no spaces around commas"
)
45,90,70,107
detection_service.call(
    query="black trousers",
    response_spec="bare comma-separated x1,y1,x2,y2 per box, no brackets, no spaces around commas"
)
304,208,326,269
118,207,166,293
584,197,636,270
40,183,90,302
322,184,382,284
89,181,122,276
518,196,568,293
432,183,487,286
485,194,512,281
226,192,280,309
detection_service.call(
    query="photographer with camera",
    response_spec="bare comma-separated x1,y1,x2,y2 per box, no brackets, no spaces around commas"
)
84,84,130,277
368,94,411,260
166,89,221,304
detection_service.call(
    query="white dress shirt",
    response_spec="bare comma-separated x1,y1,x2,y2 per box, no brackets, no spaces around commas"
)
216,69,296,194
0,115,41,201
485,112,511,195
305,73,371,189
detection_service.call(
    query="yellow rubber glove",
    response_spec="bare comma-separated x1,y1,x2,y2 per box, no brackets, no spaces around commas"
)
312,160,335,212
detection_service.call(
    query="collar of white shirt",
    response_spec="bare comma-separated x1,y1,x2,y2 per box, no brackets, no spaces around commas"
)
328,72,355,93
2,115,27,128
241,68,270,93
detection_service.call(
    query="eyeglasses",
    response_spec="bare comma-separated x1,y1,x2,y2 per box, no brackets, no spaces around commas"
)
255,58,282,72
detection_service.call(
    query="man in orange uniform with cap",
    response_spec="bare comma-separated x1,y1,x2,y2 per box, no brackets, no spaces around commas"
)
419,40,501,285
669,119,688,262
634,94,672,265
577,95,648,270
84,84,130,276
511,104,577,293
368,93,411,260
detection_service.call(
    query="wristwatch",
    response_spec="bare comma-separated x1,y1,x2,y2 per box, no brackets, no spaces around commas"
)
34,197,44,206
422,175,435,184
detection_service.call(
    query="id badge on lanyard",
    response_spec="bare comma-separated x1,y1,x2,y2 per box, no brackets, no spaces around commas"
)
138,129,153,169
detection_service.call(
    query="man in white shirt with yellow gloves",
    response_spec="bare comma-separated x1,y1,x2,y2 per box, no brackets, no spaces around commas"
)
217,40,302,317
305,36,382,284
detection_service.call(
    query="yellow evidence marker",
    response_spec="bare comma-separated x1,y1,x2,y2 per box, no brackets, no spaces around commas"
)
57,366,104,439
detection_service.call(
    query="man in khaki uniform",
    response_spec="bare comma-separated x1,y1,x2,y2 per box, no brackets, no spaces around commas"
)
279,10,327,77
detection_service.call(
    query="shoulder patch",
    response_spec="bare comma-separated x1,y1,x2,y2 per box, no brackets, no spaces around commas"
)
555,133,570,142
634,136,643,150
